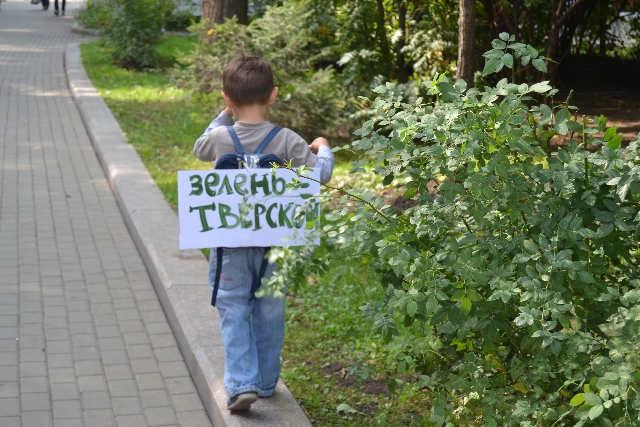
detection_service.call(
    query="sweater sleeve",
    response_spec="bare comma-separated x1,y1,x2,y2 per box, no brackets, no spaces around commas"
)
314,145,335,184
193,111,234,161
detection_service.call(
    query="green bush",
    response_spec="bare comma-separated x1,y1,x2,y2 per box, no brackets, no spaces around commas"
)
163,6,198,31
76,0,114,30
173,1,346,141
269,34,640,426
103,0,175,69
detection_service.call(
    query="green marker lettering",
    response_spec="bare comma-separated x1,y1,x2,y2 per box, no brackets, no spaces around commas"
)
266,203,278,228
218,175,234,195
189,174,203,196
278,203,293,228
271,174,286,195
253,204,266,231
251,173,271,196
189,203,215,232
204,173,219,197
219,204,239,229
234,173,248,196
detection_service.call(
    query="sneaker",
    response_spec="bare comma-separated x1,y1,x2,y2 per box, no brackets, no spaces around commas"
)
53,10,58,15
226,392,258,410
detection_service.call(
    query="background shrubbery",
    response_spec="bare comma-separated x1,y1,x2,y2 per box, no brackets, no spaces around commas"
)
269,35,640,425
173,2,345,141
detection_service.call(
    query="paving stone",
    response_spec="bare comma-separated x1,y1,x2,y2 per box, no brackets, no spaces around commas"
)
84,409,115,427
81,391,112,410
20,377,48,394
0,4,213,427
176,410,212,427
53,400,83,420
50,383,80,402
21,392,52,412
0,398,20,417
21,411,53,427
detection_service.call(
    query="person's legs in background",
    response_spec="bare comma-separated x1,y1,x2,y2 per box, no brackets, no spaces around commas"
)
54,0,65,15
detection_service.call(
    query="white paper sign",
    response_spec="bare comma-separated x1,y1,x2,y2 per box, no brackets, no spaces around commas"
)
178,169,321,249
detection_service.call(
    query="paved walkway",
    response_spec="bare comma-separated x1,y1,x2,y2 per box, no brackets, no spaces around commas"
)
0,2,213,426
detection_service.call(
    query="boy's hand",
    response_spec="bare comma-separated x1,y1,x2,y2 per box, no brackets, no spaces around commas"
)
223,106,233,117
309,137,330,154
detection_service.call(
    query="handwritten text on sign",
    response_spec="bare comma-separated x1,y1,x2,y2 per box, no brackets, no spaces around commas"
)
178,169,320,249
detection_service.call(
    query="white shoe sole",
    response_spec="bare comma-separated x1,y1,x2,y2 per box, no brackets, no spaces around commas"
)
227,392,258,410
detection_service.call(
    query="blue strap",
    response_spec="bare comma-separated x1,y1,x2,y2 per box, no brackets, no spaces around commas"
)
226,126,245,155
211,247,223,307
254,127,282,154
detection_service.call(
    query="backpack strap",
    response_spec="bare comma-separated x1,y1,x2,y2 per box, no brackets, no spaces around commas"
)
250,247,271,300
254,127,282,154
226,126,245,154
211,247,224,307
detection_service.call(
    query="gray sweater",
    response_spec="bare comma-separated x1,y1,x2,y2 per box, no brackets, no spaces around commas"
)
193,111,334,183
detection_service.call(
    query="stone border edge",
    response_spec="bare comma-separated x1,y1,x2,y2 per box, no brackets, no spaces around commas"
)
64,42,313,427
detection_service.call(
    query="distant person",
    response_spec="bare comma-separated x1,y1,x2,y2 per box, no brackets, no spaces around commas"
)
41,0,49,11
54,0,65,15
193,54,334,411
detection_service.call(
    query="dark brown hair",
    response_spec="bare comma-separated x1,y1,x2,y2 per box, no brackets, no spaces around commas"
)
222,54,275,107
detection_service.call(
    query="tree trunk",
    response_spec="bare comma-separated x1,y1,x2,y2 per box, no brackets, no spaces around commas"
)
396,0,408,83
375,0,393,76
456,0,476,87
202,0,248,25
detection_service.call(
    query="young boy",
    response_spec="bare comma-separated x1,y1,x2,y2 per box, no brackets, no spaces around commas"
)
193,54,334,411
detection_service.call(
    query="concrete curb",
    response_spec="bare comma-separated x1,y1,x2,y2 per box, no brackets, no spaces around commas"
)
65,42,313,427
71,23,102,37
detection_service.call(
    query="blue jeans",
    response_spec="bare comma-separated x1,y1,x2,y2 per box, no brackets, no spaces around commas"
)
209,247,285,398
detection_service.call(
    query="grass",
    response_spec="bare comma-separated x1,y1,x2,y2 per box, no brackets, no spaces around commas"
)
80,37,431,426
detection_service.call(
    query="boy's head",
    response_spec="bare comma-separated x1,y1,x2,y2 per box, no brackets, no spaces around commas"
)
222,54,275,107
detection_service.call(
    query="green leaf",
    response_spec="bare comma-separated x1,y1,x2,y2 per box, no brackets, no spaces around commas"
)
567,120,582,131
501,53,514,68
588,404,604,420
460,297,472,314
596,223,614,238
523,240,538,253
513,253,531,263
483,58,503,76
336,403,359,414
407,300,418,317
436,82,455,94
604,126,617,141
492,39,507,49
499,32,510,41
583,393,602,406
570,393,585,406
598,115,607,131
606,135,622,150
532,58,547,73
530,82,552,93
578,228,598,239
556,108,570,123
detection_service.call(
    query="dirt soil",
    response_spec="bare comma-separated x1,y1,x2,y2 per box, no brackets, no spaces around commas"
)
555,55,640,144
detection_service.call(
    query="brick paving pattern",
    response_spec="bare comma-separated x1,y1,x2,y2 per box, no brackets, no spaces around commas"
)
0,2,213,426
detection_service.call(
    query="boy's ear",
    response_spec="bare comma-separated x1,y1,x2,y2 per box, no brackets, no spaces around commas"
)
268,87,278,105
221,91,234,108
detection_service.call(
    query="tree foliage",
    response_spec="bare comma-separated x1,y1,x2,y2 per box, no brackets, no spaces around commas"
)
102,0,176,69
268,34,640,426
174,1,345,140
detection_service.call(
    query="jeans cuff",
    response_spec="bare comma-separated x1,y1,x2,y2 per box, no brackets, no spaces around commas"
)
257,384,277,397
